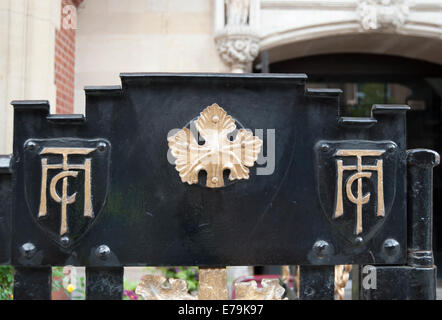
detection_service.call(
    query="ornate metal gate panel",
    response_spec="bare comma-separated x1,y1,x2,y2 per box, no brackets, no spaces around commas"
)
0,73,439,300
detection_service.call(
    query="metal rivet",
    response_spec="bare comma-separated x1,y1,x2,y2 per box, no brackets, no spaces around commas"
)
97,142,106,152
321,144,329,153
21,242,36,259
355,236,363,244
388,144,396,153
60,236,70,247
313,240,329,258
95,245,111,260
383,238,400,256
26,141,36,150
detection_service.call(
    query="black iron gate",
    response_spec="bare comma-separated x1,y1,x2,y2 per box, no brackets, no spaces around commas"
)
0,73,439,299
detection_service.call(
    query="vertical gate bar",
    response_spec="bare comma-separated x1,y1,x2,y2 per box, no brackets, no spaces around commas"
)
293,265,300,298
406,149,440,299
85,267,124,300
299,265,335,300
407,149,440,268
13,267,52,300
359,149,440,300
199,267,228,300
351,264,361,300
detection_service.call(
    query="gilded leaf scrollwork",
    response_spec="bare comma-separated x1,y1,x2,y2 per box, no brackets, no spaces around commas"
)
168,103,263,188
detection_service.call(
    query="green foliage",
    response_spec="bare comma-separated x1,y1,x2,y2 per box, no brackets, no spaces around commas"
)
70,274,85,300
347,82,400,118
356,83,386,114
51,267,67,294
0,266,13,300
159,267,199,293
123,279,142,300
0,266,200,300
52,267,86,299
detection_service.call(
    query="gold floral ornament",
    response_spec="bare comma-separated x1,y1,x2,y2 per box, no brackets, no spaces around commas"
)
135,274,197,300
168,103,263,188
234,279,287,300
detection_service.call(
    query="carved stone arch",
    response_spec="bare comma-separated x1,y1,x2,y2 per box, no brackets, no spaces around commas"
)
261,32,442,67
255,0,442,66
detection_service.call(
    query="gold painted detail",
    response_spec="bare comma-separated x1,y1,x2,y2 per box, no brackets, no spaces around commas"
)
38,147,95,236
135,274,197,300
281,265,290,284
199,267,229,300
135,268,227,300
234,279,286,300
334,265,352,300
334,149,385,235
135,268,286,300
168,103,263,188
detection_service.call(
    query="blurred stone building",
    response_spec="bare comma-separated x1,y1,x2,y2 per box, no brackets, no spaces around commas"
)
1,0,441,293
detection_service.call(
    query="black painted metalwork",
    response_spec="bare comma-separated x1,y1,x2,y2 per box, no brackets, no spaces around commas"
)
23,138,111,248
9,74,410,267
358,148,440,300
360,265,436,300
0,155,11,265
407,149,440,268
86,267,124,300
0,73,438,299
13,267,52,300
299,266,334,300
270,53,442,271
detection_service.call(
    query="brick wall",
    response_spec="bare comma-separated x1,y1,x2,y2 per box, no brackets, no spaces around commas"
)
54,0,83,114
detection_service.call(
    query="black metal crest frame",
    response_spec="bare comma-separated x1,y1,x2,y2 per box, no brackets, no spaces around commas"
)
0,73,439,300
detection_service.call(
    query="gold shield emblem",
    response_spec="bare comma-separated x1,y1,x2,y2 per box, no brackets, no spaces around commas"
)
24,138,110,247
315,140,399,244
